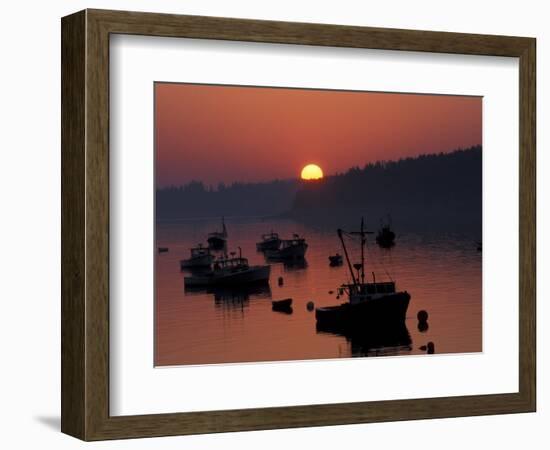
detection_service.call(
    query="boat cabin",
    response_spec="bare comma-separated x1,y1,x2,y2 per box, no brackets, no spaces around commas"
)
262,232,279,241
190,245,211,257
280,236,306,248
341,281,396,304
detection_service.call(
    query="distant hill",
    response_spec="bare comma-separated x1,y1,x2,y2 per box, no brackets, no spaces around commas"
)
156,179,299,220
289,146,482,230
156,146,482,231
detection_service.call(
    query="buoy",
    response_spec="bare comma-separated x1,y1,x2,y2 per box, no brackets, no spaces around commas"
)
417,321,429,333
306,301,315,311
328,290,334,295
417,310,429,322
278,276,284,286
427,342,435,354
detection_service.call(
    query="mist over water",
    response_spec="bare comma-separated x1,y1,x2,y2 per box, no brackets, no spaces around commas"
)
155,217,482,366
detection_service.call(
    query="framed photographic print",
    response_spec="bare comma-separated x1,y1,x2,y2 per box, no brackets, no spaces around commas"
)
61,9,536,440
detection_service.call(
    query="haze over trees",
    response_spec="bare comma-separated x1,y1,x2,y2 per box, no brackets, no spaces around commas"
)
156,146,481,231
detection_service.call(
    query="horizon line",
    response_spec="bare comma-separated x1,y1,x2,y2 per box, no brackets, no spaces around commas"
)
156,144,482,190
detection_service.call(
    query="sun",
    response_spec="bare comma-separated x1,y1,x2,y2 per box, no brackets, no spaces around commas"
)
301,164,324,180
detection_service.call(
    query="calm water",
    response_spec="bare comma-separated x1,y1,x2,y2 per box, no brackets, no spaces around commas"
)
155,217,481,366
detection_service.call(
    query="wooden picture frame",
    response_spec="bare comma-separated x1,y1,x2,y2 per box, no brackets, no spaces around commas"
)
61,9,536,441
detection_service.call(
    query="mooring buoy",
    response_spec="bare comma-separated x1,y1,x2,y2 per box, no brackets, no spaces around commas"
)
418,321,429,333
417,310,429,322
306,301,315,311
427,342,435,354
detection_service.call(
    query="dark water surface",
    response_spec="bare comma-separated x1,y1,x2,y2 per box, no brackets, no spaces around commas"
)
155,217,481,366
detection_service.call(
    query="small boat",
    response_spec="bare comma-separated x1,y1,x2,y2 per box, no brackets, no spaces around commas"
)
256,231,281,251
376,215,396,248
184,248,270,287
158,247,169,253
315,218,410,326
272,298,293,314
272,298,292,309
180,244,214,269
328,253,343,266
476,241,482,252
207,217,228,249
265,234,308,260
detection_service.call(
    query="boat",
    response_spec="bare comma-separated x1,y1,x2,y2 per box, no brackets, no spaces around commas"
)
256,231,281,251
272,298,292,309
180,244,214,270
158,247,169,253
207,217,228,249
315,218,410,326
184,248,270,287
376,215,396,248
328,253,343,266
476,241,482,252
265,234,308,260
272,298,293,314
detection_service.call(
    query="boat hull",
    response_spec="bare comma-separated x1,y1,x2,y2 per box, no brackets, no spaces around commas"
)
376,231,396,248
256,239,281,251
315,292,410,326
184,265,271,287
328,255,343,266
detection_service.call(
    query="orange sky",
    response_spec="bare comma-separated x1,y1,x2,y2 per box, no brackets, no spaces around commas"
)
155,83,481,187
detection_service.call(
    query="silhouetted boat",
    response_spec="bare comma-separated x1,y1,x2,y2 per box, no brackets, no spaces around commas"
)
272,298,292,309
207,217,228,249
184,248,270,287
265,234,308,260
376,215,396,248
180,244,214,270
158,247,169,253
256,231,281,251
315,218,410,326
476,241,482,252
328,253,343,266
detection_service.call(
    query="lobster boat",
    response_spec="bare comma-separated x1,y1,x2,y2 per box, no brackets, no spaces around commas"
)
315,218,410,326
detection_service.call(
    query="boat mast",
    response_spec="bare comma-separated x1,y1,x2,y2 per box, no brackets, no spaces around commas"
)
349,217,373,285
360,218,365,284
337,228,357,285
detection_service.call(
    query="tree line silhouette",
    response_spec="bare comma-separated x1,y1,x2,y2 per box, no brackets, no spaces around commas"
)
156,179,299,220
156,146,481,230
290,145,481,230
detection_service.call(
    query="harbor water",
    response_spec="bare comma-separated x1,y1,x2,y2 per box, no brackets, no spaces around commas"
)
155,217,482,366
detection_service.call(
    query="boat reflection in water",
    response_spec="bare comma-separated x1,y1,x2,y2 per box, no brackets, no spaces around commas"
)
281,258,308,271
264,254,309,271
316,321,412,357
185,281,271,310
264,234,308,260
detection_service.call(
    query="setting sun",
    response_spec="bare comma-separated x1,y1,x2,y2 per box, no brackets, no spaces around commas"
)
301,164,324,180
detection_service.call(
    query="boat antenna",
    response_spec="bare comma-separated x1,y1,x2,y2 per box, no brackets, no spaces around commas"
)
337,228,357,285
